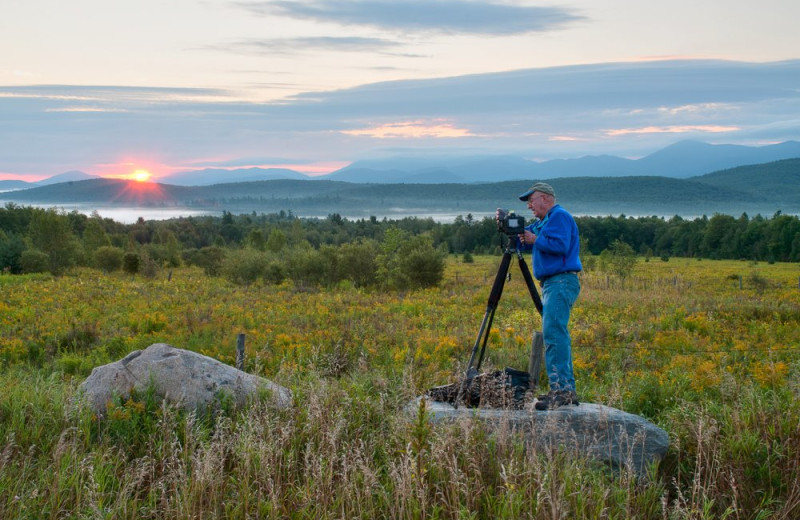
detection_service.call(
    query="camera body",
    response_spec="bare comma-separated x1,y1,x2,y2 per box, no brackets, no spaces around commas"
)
496,209,526,235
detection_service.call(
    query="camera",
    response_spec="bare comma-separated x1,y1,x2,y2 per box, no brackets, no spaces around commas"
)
496,209,525,235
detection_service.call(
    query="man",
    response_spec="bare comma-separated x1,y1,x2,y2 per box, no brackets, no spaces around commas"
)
517,182,582,410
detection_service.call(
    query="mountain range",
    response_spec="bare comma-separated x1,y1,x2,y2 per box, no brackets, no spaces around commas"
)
2,158,798,219
2,140,800,190
324,140,800,183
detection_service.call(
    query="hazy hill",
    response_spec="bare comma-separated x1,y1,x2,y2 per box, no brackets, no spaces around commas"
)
0,170,97,191
0,178,346,206
633,141,800,177
161,167,309,186
2,158,796,218
0,180,30,191
0,178,187,206
324,140,800,183
327,155,537,183
689,158,800,202
35,170,98,186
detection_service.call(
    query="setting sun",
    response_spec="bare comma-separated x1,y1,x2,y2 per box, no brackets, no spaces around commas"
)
132,169,152,182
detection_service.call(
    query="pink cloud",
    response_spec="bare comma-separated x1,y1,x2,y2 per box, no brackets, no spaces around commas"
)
606,125,740,136
342,119,475,139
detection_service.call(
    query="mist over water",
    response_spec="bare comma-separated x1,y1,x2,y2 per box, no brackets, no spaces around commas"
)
6,202,501,224
4,203,218,224
7,202,792,225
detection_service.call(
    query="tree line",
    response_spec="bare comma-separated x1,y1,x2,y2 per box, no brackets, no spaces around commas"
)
1,204,799,282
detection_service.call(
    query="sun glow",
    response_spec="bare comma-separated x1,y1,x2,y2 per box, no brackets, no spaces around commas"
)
132,169,152,182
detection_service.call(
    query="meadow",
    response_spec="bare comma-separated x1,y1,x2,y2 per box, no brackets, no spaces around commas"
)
1,256,798,519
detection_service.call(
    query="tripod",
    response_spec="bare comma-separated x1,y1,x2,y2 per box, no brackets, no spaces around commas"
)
455,234,544,406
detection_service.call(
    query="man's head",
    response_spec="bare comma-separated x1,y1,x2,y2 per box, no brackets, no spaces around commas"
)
519,182,556,219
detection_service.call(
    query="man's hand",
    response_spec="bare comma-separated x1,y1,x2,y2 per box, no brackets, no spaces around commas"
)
520,230,537,244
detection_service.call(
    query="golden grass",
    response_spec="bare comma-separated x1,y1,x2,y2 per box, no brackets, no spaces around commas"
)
1,256,798,518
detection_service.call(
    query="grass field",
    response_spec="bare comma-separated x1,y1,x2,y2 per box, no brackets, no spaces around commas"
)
1,256,798,518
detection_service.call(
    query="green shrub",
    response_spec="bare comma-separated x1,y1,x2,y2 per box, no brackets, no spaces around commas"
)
221,248,270,285
19,249,49,273
599,239,637,280
187,246,226,276
122,251,140,275
263,260,286,285
336,240,379,287
139,250,159,278
27,208,81,275
398,241,447,289
93,245,124,272
378,230,446,290
317,245,340,286
266,228,288,252
0,231,25,273
283,246,328,287
144,243,182,268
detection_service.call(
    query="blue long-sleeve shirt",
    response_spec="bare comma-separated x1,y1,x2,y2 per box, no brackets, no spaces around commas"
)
525,204,582,280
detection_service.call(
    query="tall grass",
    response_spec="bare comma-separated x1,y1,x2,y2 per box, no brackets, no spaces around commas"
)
1,257,798,518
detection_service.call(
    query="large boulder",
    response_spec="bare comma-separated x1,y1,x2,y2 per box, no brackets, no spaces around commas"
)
410,398,669,478
80,343,292,415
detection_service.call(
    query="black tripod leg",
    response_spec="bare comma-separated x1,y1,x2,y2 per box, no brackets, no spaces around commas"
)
487,251,512,310
475,307,496,371
465,251,511,375
517,256,543,315
456,250,513,407
474,251,511,371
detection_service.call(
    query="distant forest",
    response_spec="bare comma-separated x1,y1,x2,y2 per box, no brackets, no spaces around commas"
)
2,203,799,278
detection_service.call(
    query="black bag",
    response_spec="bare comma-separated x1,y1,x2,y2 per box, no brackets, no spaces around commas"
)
427,367,530,409
502,367,531,404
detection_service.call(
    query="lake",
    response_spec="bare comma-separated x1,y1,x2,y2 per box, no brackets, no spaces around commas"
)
1,202,495,224
0,203,219,224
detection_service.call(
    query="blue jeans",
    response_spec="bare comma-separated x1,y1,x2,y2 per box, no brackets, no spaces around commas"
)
541,272,580,392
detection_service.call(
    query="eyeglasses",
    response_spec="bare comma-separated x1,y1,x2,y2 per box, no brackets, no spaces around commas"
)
527,194,545,204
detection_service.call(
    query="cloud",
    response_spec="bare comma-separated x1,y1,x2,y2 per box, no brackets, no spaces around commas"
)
45,107,127,113
548,136,583,142
341,119,476,138
220,36,406,56
0,85,235,107
238,0,583,35
657,103,735,116
606,125,741,136
186,156,317,168
0,91,103,102
1,59,798,177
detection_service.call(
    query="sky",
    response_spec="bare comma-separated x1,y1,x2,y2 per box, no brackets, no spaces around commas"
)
1,0,799,181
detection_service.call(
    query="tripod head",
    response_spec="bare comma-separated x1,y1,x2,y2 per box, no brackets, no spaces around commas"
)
498,230,526,258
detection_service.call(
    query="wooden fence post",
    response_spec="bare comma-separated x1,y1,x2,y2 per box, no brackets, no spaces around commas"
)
236,333,245,371
528,331,545,391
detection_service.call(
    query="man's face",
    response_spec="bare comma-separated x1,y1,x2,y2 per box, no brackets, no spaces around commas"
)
526,192,548,218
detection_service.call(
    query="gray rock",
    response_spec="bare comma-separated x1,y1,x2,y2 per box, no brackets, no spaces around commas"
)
409,398,670,478
79,343,292,415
